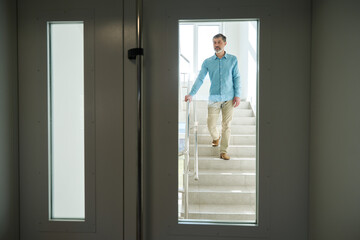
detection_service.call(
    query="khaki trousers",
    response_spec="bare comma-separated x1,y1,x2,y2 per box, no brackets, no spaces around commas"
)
207,100,234,153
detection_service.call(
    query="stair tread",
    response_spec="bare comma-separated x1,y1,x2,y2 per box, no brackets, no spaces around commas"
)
190,133,256,137
198,169,255,175
191,144,256,148
194,116,256,118
189,185,255,193
189,156,255,161
188,204,255,214
196,123,256,126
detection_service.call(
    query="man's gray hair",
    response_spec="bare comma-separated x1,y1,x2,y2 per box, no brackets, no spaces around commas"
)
213,33,226,42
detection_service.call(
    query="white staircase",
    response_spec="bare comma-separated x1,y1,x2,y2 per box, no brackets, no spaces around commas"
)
185,100,257,222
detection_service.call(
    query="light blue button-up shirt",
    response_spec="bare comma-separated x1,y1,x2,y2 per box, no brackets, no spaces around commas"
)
189,52,241,102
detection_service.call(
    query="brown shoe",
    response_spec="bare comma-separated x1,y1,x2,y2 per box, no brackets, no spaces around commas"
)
220,153,230,160
212,138,220,147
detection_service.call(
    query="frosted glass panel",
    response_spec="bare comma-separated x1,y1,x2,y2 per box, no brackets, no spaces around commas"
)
48,22,85,220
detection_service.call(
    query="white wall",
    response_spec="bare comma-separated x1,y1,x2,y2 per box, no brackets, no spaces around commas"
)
0,0,19,239
224,21,258,110
310,1,360,239
224,21,249,100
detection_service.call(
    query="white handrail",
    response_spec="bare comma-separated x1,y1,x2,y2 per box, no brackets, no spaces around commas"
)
178,65,200,219
181,99,201,219
193,100,199,181
184,100,190,219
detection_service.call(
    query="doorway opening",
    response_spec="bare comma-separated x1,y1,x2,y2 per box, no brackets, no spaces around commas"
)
178,19,259,224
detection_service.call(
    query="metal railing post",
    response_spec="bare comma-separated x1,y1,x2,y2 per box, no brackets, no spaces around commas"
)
193,100,199,181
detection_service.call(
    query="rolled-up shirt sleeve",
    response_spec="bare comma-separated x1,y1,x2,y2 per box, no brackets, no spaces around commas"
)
232,58,241,98
189,61,208,96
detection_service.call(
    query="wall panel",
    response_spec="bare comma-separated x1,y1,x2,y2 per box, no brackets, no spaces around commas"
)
0,0,19,239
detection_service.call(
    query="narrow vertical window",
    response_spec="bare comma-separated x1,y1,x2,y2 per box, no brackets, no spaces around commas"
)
48,22,85,220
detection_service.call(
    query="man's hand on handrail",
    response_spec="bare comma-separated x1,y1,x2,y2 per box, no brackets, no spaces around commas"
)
185,95,192,103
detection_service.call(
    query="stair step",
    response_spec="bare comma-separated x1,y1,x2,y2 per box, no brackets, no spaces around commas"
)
188,186,256,205
187,213,256,222
185,204,256,222
197,169,255,175
189,192,255,205
189,144,256,157
189,156,255,170
193,108,254,118
190,134,256,145
189,170,256,186
189,185,256,193
196,125,256,134
193,116,256,125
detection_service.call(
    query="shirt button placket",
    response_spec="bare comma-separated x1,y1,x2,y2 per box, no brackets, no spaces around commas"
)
219,60,222,96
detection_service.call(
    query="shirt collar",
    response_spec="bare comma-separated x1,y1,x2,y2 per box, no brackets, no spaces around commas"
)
213,51,228,60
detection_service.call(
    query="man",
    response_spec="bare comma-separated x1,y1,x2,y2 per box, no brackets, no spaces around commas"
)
185,33,240,160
